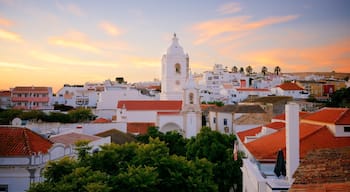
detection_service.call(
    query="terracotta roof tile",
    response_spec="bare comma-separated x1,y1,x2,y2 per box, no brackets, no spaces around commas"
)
93,117,112,123
211,104,266,113
117,100,182,111
276,82,304,90
272,111,310,121
244,123,350,161
264,121,286,130
95,129,135,144
127,122,155,134
302,108,350,125
0,91,11,96
12,86,51,93
0,127,53,156
49,132,101,146
290,147,350,191
237,126,262,142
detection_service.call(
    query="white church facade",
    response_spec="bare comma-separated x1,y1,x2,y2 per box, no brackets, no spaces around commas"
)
116,34,201,138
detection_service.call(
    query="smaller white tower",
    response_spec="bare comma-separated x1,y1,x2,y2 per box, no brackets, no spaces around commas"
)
182,71,201,138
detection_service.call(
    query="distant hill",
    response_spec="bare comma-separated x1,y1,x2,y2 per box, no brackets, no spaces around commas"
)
286,72,350,80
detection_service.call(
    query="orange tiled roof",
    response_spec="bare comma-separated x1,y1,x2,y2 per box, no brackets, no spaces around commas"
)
0,91,11,96
49,132,101,146
272,111,310,121
127,122,155,134
117,100,182,111
0,127,53,156
238,126,262,142
302,108,350,125
290,147,350,191
12,86,50,93
222,83,234,89
244,123,350,161
264,121,286,130
276,82,304,90
93,117,112,123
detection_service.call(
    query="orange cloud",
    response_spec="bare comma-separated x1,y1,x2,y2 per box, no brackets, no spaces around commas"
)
49,31,101,53
217,2,241,15
29,50,118,67
191,15,299,45
234,37,350,73
0,17,13,27
0,28,22,42
0,61,45,70
100,21,122,36
123,56,159,68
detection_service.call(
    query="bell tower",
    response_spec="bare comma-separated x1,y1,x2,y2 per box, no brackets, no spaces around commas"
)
160,33,189,100
182,71,201,138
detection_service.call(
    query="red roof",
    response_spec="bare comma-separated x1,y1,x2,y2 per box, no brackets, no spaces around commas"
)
302,108,350,125
93,117,112,123
272,111,310,121
117,100,182,111
276,82,304,90
264,121,286,130
0,127,53,156
127,122,155,134
49,132,101,146
0,91,11,97
11,86,51,93
243,123,350,161
238,126,262,142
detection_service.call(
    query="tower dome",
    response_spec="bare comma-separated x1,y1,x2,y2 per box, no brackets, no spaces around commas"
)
166,33,185,56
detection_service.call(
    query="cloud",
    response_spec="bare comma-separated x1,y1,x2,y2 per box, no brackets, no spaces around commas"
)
100,21,123,36
0,61,45,70
0,17,13,27
56,2,84,16
123,56,159,68
0,28,22,42
217,2,241,15
29,50,118,67
49,31,101,53
191,15,299,45
234,37,350,73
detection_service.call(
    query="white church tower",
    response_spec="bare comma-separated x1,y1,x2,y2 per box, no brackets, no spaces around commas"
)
160,33,189,100
182,71,202,138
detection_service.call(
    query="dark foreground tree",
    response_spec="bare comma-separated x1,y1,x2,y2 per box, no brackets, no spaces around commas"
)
29,138,217,192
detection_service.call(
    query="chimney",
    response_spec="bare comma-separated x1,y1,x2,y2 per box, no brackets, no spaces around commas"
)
285,102,299,183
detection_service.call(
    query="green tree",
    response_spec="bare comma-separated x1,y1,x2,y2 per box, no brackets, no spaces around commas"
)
186,127,242,192
326,87,350,107
274,66,281,75
245,65,253,75
68,108,95,123
0,109,23,124
261,66,268,76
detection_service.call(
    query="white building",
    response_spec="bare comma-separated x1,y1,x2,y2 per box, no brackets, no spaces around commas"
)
116,34,201,138
219,84,271,104
54,84,100,108
271,82,309,99
237,104,350,192
197,64,250,102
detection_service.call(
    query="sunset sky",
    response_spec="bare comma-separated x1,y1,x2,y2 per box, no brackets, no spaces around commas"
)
1,0,350,92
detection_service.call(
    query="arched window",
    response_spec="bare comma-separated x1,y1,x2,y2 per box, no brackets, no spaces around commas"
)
175,63,181,74
189,93,194,104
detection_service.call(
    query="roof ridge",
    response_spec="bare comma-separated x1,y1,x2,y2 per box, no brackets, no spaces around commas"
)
334,108,349,124
300,124,327,142
22,128,32,155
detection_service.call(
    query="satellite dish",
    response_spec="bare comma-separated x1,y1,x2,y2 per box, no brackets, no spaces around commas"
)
12,118,22,126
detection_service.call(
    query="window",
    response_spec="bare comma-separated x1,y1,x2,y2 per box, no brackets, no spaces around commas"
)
213,117,216,124
224,118,228,126
344,127,350,132
189,93,194,104
0,185,8,192
175,63,181,74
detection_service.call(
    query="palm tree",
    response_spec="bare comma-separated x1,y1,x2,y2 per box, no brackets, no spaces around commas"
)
246,65,253,76
239,67,245,74
274,66,281,75
232,66,238,73
261,66,268,76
